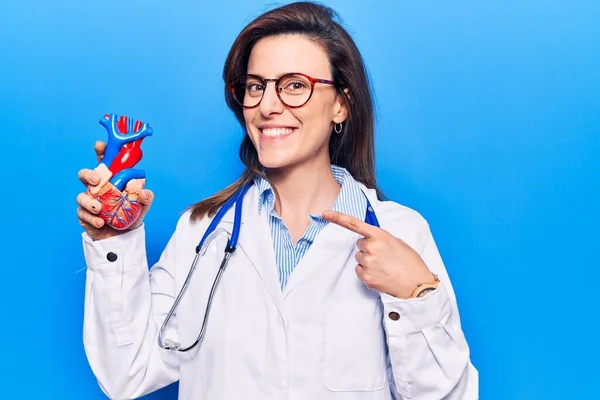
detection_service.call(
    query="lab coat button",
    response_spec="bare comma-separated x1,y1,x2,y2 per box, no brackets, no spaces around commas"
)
106,252,118,262
388,311,400,321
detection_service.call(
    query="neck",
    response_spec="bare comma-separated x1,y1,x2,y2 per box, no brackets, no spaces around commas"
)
266,159,340,218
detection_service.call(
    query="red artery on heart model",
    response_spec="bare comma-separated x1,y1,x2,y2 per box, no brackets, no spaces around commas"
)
109,117,144,175
89,114,153,231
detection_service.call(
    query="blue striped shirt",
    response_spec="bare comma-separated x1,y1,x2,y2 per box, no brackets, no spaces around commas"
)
254,165,367,289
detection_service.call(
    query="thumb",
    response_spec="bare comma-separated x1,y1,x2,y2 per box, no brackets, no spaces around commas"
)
139,189,154,207
133,189,154,227
94,141,106,163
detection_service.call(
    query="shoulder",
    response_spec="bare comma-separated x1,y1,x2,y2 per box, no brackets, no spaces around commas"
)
338,167,427,228
376,197,430,235
358,182,427,228
359,184,434,253
170,207,213,245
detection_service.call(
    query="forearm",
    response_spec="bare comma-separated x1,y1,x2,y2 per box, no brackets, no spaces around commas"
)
82,225,179,399
382,283,478,399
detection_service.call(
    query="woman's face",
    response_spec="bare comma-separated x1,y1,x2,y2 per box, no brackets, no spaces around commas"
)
243,34,347,171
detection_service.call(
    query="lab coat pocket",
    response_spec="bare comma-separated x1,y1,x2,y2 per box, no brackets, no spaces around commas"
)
324,298,386,392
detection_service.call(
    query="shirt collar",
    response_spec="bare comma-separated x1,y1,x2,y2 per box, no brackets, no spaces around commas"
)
254,172,274,215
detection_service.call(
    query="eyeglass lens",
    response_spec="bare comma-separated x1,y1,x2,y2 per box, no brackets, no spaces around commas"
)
232,73,314,108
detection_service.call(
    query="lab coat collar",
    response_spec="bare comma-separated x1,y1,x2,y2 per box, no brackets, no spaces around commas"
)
217,179,384,310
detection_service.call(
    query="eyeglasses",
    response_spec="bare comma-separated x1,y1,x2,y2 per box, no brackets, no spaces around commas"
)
230,72,336,108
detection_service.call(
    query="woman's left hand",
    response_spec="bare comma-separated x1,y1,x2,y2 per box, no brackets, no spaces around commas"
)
322,210,436,299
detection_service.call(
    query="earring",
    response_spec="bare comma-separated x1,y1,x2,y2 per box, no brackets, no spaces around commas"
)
334,122,343,133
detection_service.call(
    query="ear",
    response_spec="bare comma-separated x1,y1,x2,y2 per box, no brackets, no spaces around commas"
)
333,88,350,124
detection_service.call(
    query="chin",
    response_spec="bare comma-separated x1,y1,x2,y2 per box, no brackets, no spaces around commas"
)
257,155,295,170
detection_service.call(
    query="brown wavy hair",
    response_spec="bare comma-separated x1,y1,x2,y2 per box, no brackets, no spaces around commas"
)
188,1,382,221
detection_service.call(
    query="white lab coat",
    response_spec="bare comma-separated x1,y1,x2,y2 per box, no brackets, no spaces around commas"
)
81,182,478,400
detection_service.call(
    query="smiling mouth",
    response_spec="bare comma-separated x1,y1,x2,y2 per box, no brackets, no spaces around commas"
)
259,127,296,141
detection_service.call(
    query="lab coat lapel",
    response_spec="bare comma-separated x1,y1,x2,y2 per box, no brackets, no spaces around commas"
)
221,185,286,317
282,181,378,298
282,222,360,299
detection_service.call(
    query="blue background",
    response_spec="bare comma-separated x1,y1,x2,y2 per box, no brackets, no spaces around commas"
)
1,0,598,398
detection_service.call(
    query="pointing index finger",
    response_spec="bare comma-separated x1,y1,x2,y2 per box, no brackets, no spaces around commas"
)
322,210,377,238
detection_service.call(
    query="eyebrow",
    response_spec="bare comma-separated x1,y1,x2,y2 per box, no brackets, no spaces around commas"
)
245,72,302,79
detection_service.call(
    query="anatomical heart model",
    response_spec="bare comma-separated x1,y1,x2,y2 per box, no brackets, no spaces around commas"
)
88,113,153,230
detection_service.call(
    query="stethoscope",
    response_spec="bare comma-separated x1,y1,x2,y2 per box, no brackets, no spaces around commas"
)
157,180,380,352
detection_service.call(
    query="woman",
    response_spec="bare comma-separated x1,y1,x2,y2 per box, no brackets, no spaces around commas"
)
76,2,478,399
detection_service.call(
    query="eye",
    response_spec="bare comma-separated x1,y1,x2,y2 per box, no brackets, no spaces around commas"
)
244,80,265,98
247,83,264,92
285,80,307,91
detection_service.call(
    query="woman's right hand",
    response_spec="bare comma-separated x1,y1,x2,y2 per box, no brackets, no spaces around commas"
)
76,141,154,241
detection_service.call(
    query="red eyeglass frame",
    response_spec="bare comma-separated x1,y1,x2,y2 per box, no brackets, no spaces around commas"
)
230,72,337,109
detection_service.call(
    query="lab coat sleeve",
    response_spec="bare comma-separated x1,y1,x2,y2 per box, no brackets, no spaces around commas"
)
81,220,184,399
381,218,479,400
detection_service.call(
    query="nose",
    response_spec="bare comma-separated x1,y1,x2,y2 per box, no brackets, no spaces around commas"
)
259,81,285,116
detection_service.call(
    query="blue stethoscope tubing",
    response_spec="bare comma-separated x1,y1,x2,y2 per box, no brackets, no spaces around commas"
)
158,181,379,352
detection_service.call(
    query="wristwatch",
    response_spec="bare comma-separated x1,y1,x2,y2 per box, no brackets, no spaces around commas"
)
410,274,440,298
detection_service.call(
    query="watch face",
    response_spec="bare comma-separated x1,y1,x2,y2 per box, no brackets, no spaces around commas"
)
417,288,436,298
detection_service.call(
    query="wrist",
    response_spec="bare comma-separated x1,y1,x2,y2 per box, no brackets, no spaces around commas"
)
409,273,440,298
390,271,439,299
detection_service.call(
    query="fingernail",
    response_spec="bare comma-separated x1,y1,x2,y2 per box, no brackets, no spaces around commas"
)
90,173,98,183
322,211,332,219
144,193,150,200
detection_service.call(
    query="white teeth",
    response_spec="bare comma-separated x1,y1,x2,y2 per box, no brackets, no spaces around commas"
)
261,128,293,137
